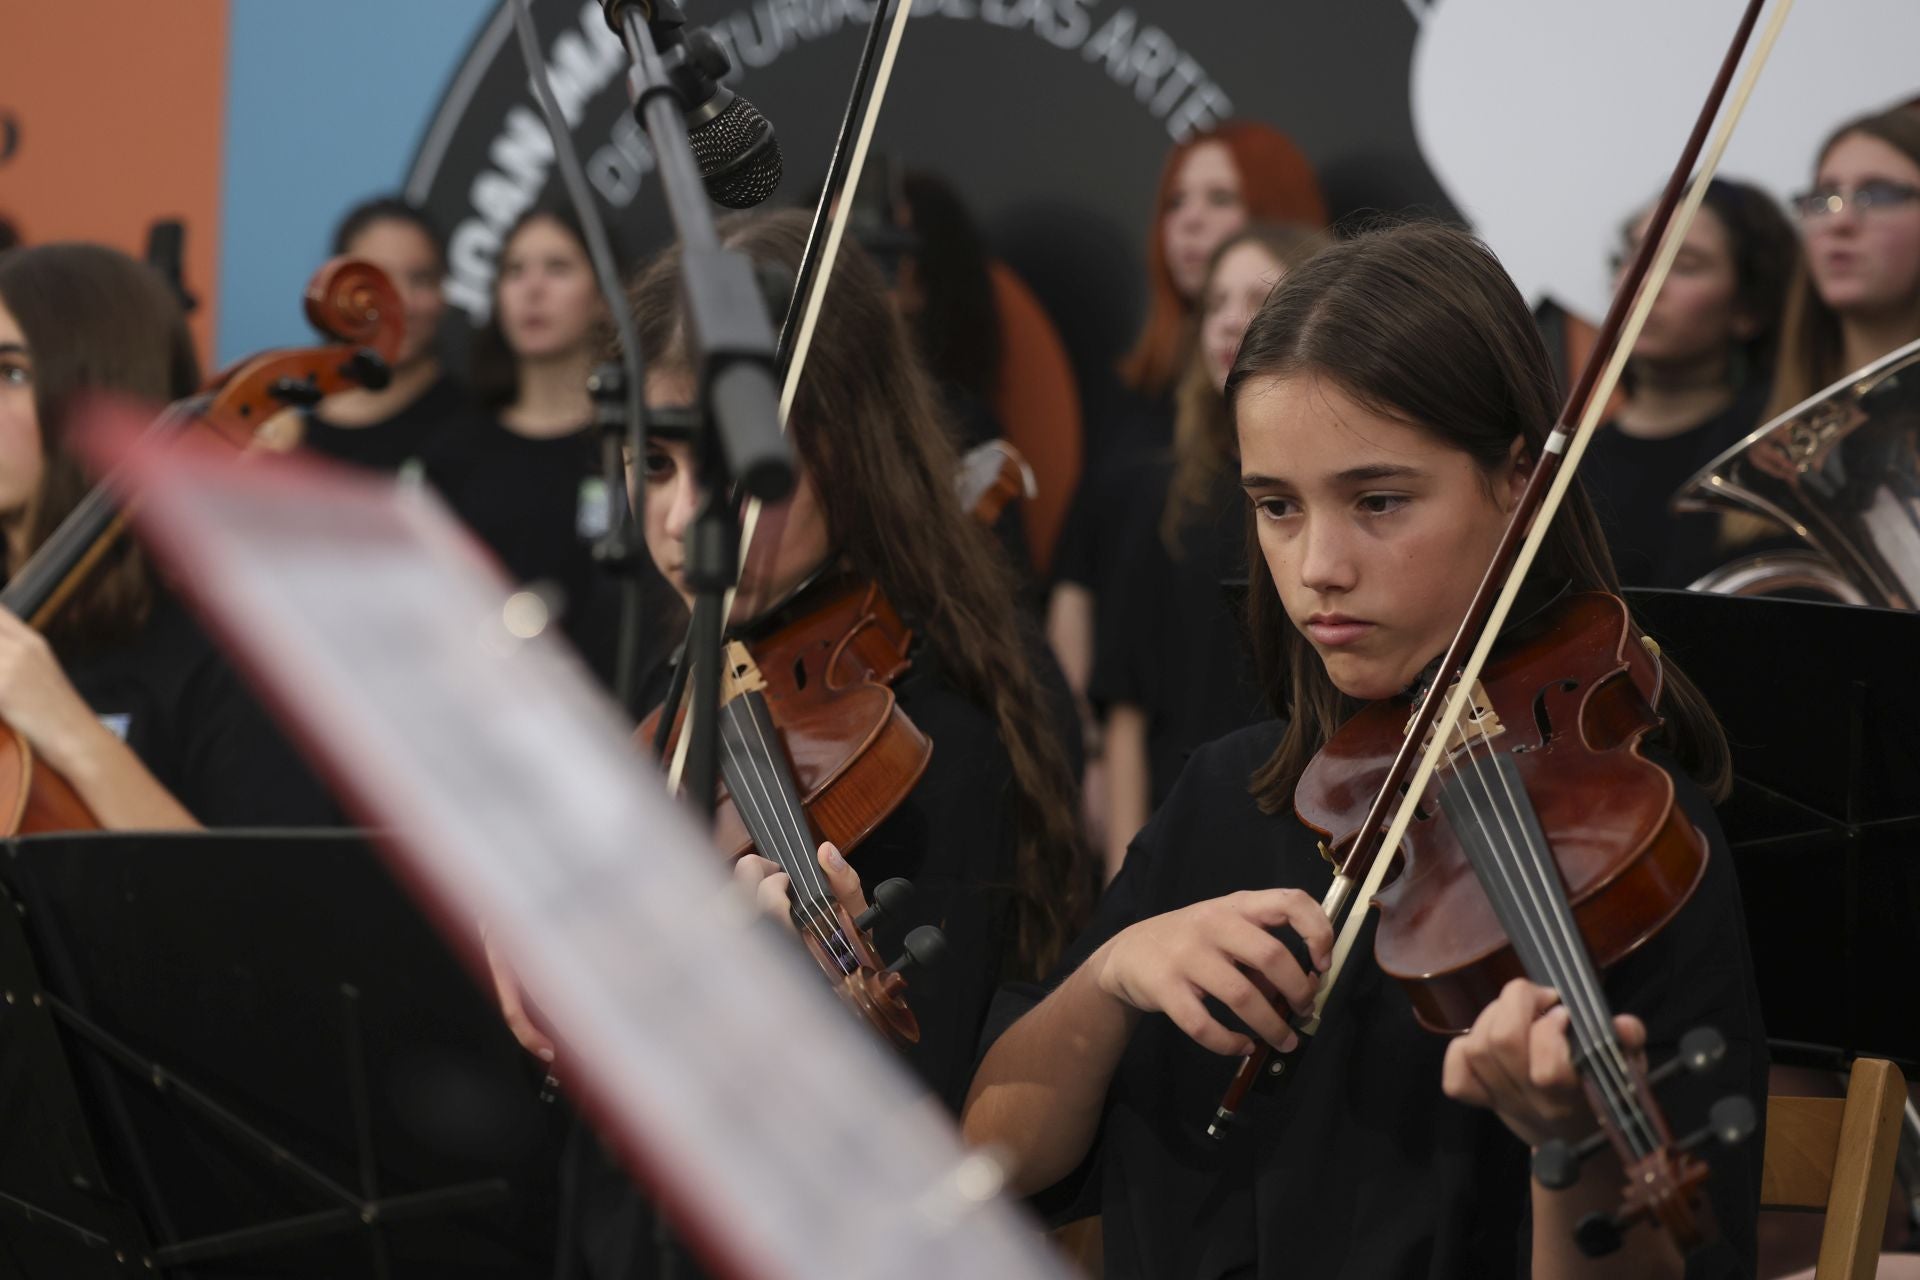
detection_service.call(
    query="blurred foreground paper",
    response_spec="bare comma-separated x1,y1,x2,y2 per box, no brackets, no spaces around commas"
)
83,410,1065,1280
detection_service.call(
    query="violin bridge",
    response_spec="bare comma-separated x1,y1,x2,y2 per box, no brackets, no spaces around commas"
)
1409,679,1505,759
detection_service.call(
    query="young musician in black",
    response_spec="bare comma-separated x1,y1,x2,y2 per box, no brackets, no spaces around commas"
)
964,224,1767,1280
527,210,1092,1280
301,197,477,473
429,204,622,678
0,243,336,827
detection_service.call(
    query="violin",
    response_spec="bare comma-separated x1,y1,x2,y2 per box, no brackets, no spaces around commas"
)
1206,0,1789,1259
1299,592,1743,1252
0,258,403,833
640,573,944,1046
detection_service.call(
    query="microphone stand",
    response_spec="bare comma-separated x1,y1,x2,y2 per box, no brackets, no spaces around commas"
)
515,6,795,1279
607,0,795,822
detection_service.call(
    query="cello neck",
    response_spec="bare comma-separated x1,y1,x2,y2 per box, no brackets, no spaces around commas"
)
0,396,205,629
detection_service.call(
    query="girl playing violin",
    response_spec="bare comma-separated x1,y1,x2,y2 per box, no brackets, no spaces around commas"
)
627,210,1094,1104
544,208,1093,1280
963,223,1766,1280
0,243,336,828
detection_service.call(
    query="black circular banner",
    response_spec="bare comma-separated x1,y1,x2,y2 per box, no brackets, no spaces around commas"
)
405,0,1455,390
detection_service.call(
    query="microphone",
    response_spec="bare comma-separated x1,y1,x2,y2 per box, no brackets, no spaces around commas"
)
600,0,783,209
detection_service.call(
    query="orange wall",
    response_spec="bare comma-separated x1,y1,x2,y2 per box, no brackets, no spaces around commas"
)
0,3,229,364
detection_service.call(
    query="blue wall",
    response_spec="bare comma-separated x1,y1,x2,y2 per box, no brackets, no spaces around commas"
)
217,0,496,365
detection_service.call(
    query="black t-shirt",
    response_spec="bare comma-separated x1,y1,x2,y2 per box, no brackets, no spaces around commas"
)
301,374,475,474
425,417,619,680
62,598,341,827
982,721,1767,1280
1581,387,1767,589
1090,461,1263,807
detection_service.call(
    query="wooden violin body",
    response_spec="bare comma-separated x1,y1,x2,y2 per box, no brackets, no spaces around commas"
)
1295,592,1709,1034
0,257,403,836
642,574,932,861
640,573,937,1047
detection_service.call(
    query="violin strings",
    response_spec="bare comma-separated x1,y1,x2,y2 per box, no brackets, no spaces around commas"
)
717,699,846,962
717,723,842,964
1426,720,1641,1149
727,692,862,974
1437,726,1658,1157
1437,739,1653,1157
1443,735,1656,1157
736,695,842,914
1472,739,1655,1154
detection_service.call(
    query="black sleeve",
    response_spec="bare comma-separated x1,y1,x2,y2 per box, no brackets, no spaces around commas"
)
1515,771,1768,1278
860,722,1019,1116
174,649,343,828
973,797,1166,1225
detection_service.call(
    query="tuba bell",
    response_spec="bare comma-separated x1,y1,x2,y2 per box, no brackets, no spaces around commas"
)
1675,337,1920,610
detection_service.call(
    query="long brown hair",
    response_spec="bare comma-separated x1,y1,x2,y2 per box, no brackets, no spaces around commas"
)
1224,223,1730,811
1767,107,1920,421
1163,223,1327,551
0,242,200,653
629,210,1093,979
1118,121,1328,400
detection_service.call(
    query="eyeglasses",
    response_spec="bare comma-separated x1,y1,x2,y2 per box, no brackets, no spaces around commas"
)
1792,180,1920,220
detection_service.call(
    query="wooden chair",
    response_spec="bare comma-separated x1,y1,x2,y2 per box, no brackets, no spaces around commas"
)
1763,1057,1908,1280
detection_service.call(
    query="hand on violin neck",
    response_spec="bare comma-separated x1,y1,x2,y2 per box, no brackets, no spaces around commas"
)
1090,889,1332,1058
733,841,868,934
1440,978,1648,1149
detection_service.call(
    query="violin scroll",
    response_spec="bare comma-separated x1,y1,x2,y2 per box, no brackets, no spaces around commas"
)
303,256,407,357
199,257,404,450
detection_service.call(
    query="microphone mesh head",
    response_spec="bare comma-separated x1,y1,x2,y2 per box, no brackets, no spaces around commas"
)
690,97,783,209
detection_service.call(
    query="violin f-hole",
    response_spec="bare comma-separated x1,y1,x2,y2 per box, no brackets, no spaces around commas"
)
1531,677,1580,743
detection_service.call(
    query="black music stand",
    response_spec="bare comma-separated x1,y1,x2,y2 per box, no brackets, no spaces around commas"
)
0,830,561,1278
1625,589,1920,1068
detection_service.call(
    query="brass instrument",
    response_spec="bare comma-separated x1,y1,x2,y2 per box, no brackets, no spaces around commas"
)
1677,338,1920,609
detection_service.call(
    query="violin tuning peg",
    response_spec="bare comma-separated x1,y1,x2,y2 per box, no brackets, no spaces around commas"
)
1710,1095,1758,1146
1648,1026,1728,1088
855,878,914,932
1574,1210,1626,1258
1531,1127,1610,1191
1531,1141,1581,1191
885,925,947,976
345,348,392,391
1674,1094,1758,1159
268,375,325,408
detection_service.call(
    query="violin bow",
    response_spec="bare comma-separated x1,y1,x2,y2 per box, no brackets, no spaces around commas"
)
733,0,916,600
665,0,917,794
1310,0,1795,1007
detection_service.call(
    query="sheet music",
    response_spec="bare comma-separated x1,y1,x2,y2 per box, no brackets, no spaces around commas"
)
114,444,1067,1280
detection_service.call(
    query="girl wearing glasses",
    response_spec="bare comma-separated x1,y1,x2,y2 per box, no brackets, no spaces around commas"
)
1773,105,1920,419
